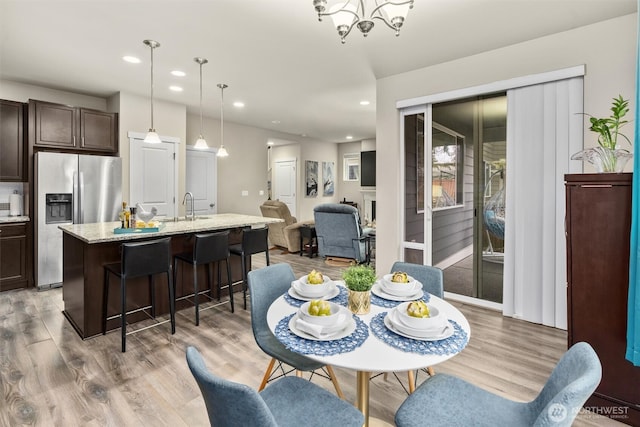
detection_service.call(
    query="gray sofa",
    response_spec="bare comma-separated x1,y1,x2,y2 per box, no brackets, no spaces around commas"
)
313,203,370,264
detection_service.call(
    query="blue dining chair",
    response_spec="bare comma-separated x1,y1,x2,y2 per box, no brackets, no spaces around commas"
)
395,341,602,427
376,261,444,393
247,263,344,397
186,346,364,427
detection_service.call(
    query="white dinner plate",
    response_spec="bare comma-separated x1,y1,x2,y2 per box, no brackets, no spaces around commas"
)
379,280,423,297
287,283,340,301
288,314,356,341
371,282,423,302
384,311,454,341
292,280,336,298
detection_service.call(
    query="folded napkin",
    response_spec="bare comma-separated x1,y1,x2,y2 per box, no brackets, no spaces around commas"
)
295,315,346,338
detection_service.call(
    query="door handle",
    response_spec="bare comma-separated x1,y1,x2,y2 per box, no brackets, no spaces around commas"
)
210,203,215,208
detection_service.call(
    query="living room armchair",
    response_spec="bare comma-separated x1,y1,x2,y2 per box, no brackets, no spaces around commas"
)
313,203,370,264
259,200,311,253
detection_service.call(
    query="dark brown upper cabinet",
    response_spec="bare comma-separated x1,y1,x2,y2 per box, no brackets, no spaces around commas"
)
31,100,118,153
0,100,26,182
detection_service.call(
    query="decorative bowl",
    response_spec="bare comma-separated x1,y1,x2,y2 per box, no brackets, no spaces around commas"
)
298,301,343,326
395,301,446,331
382,273,418,295
296,274,332,297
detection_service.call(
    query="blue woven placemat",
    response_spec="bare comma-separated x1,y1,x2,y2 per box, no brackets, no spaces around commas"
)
274,313,369,356
370,312,468,355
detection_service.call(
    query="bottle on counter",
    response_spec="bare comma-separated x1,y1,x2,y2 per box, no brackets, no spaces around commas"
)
120,202,128,229
129,206,137,229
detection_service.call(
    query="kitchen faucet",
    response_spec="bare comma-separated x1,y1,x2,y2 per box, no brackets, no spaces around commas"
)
183,192,195,221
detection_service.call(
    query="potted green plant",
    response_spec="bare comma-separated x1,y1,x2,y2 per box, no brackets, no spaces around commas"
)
572,95,633,172
342,264,377,314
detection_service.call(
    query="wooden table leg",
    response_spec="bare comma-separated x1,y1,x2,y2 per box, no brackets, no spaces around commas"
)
357,371,370,426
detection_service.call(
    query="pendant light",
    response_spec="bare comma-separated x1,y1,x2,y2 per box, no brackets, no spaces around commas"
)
193,57,209,149
216,83,229,157
143,39,161,144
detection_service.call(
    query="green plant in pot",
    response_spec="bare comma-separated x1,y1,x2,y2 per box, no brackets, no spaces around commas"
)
572,95,633,172
343,264,377,314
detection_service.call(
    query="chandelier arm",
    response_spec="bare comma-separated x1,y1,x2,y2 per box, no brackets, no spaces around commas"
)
369,0,413,19
318,7,360,20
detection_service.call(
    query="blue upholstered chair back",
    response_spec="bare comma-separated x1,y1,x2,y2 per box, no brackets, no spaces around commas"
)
531,341,602,425
248,263,295,348
390,261,444,298
186,346,279,426
313,203,366,262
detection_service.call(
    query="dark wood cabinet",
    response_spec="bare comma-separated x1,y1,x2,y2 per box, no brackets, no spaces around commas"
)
0,100,26,181
0,222,30,291
565,173,640,425
31,100,118,153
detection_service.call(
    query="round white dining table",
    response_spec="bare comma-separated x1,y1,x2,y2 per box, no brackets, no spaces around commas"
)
267,281,471,427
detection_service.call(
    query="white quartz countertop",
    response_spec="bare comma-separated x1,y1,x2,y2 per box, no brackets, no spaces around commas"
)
58,213,282,244
0,216,30,223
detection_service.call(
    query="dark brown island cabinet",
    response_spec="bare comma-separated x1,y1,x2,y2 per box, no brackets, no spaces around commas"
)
0,99,26,181
30,99,118,153
565,173,640,425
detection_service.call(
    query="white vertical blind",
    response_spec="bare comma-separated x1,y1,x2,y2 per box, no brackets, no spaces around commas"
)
503,77,583,329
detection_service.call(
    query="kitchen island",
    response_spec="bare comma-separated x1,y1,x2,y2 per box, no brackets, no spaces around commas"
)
60,213,282,339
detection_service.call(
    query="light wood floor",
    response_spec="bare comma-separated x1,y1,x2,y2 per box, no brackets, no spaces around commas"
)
0,249,622,426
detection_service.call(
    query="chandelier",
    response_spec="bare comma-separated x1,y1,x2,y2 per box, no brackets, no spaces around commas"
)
313,0,414,44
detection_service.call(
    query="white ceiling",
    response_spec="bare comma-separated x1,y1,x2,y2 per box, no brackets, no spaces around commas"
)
0,0,636,143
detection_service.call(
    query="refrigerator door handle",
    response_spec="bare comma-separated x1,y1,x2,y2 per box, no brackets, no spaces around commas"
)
78,171,84,223
73,170,79,223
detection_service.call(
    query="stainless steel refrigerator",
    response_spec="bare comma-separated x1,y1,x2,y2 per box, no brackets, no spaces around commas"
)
35,151,122,289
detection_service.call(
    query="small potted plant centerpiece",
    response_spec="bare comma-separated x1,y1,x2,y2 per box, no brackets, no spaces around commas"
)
572,95,632,173
342,264,377,314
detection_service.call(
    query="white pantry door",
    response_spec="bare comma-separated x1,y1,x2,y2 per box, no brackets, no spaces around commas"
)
186,146,217,215
274,159,297,218
129,132,178,218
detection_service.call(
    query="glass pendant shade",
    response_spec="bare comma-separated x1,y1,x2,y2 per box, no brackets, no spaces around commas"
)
194,136,208,149
217,145,229,157
144,130,161,144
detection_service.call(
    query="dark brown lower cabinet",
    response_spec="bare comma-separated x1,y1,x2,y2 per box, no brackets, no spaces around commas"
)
0,222,30,291
565,173,640,425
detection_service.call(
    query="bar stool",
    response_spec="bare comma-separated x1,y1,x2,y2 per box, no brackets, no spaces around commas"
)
229,226,270,309
173,231,233,326
102,237,176,353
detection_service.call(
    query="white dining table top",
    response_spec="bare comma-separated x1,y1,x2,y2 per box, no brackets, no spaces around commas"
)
267,281,471,373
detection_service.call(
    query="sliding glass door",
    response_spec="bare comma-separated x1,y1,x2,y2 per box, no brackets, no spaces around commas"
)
401,94,507,303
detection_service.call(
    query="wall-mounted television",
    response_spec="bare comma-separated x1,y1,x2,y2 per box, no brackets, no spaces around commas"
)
361,150,376,187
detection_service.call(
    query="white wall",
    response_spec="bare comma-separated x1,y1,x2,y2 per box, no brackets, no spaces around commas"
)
0,80,107,110
375,13,638,275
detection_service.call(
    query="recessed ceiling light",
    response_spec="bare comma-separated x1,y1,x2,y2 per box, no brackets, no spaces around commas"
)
271,120,281,124
123,56,141,64
267,141,275,146
233,101,245,108
171,70,186,77
346,135,353,140
360,100,370,106
169,86,183,92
